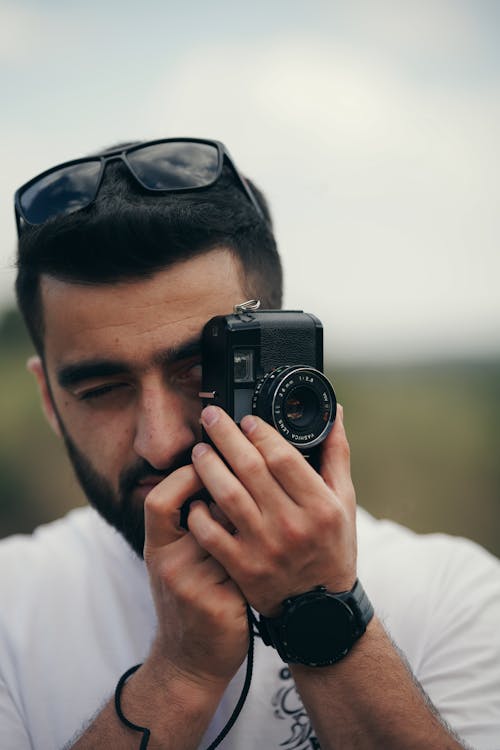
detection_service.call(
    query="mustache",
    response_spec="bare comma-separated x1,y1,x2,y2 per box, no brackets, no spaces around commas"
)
118,448,195,497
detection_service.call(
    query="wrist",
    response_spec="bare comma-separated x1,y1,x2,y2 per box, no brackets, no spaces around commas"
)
115,655,227,745
144,641,232,702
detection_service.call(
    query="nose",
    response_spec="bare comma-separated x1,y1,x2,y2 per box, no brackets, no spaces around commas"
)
133,382,200,470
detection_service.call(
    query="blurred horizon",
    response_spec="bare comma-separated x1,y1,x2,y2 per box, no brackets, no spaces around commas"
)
1,306,499,558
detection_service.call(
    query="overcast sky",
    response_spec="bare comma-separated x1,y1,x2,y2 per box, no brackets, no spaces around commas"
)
1,0,499,362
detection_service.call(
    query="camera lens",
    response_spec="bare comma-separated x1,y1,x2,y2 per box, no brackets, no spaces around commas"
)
284,386,319,428
252,366,336,449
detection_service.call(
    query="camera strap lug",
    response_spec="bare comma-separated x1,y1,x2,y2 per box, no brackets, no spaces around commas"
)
234,299,261,314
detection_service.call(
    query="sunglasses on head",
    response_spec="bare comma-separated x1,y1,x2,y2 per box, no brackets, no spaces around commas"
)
14,137,265,235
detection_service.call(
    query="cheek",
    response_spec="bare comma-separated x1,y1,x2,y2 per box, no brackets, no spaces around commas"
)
95,426,133,468
60,403,136,484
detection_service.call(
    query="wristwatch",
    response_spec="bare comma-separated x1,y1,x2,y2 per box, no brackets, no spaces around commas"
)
258,579,374,667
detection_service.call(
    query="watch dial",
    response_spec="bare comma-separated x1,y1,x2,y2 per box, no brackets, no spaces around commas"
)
286,596,354,663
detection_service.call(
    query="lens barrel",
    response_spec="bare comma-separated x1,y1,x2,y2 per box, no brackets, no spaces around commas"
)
252,366,336,449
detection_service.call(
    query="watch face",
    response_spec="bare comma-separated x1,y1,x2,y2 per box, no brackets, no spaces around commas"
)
285,595,355,664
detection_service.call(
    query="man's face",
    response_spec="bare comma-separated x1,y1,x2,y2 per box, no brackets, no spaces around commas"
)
36,249,248,556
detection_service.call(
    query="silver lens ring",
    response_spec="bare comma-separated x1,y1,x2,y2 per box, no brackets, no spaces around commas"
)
253,366,336,449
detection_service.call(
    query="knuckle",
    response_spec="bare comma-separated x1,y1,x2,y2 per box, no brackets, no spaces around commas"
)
189,514,218,547
144,487,164,516
334,432,351,461
239,557,268,588
142,545,155,568
251,562,271,588
156,556,179,587
315,501,342,530
279,514,309,547
215,481,241,509
266,443,297,473
341,438,351,462
263,536,288,567
235,450,265,476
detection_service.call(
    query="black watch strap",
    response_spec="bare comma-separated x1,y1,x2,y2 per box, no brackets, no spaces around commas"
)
349,578,374,625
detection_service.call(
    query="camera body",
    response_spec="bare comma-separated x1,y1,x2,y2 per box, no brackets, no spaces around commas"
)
200,307,336,470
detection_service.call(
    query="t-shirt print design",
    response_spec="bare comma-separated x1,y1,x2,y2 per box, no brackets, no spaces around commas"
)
272,668,320,749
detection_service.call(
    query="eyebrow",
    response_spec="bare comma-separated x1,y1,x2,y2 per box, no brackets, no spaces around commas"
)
56,335,202,389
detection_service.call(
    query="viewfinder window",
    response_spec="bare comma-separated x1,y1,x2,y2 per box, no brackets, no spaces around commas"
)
234,350,254,383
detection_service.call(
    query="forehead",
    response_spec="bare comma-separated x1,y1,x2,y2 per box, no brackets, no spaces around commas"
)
40,249,245,366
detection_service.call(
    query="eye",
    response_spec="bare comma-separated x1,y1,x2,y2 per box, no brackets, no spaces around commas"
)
174,360,202,390
77,382,131,402
179,362,202,380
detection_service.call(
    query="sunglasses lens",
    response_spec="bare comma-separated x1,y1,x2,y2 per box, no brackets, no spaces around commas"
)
19,160,102,225
127,141,220,190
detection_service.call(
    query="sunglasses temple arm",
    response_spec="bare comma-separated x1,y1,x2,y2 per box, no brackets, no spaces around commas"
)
222,147,267,224
242,176,266,222
14,207,23,238
233,171,268,224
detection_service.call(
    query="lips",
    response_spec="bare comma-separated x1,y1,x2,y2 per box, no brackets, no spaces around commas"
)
135,476,167,499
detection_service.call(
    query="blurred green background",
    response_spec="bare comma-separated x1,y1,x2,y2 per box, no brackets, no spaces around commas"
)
1,307,498,558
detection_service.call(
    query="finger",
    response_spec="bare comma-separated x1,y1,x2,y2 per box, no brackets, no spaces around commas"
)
148,530,232,600
191,442,263,533
187,500,240,572
176,532,233,588
200,406,290,513
209,499,237,535
144,464,204,549
319,404,354,495
239,413,327,507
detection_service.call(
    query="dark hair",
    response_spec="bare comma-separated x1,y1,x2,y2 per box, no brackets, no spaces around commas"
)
15,152,282,354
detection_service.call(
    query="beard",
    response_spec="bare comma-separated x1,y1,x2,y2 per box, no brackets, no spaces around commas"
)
60,427,193,558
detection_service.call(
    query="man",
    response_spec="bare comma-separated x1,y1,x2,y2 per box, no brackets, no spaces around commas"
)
2,138,499,749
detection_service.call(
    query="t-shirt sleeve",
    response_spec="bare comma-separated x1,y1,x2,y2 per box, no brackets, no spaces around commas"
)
415,537,500,750
0,673,32,749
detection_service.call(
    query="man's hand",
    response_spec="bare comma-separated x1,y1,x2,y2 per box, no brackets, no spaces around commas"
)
143,464,249,688
188,404,357,616
71,461,251,750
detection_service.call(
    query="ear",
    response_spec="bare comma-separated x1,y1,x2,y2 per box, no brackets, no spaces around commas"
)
27,355,62,438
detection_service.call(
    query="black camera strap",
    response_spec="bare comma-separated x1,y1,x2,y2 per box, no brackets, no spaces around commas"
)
205,605,256,749
114,605,256,749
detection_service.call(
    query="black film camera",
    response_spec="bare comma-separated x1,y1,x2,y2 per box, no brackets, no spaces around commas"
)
200,302,337,470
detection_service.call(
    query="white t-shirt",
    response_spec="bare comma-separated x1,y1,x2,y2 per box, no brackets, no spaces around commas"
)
0,506,499,750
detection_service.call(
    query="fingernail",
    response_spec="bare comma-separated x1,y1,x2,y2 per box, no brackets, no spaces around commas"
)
240,415,257,435
192,442,209,459
201,406,219,427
